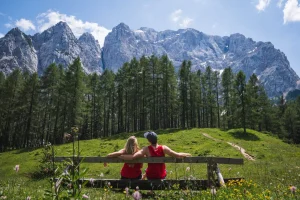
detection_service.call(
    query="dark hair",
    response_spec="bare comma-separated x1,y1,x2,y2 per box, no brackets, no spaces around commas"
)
149,137,157,145
144,131,158,145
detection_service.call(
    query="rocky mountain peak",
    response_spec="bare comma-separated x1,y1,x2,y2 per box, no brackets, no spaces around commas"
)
115,22,130,31
79,32,102,74
79,32,99,46
0,28,37,74
6,27,23,36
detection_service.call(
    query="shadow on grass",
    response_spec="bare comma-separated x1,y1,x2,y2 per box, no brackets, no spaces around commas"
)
227,130,260,141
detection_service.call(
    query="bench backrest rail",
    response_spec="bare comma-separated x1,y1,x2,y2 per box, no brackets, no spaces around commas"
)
54,156,244,164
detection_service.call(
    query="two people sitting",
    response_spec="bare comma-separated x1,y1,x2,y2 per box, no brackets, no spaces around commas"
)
106,131,191,179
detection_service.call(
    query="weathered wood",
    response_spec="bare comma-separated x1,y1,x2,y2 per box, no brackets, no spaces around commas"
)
54,156,243,164
57,178,243,190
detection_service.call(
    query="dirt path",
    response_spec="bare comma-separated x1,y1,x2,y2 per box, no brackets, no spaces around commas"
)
201,132,255,161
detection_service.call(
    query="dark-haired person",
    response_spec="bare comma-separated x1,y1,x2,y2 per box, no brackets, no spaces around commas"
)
119,131,191,179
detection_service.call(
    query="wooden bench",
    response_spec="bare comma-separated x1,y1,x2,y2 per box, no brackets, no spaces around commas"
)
54,156,243,190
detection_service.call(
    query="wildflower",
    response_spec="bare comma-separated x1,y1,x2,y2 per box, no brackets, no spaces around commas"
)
0,196,7,199
124,187,129,197
290,185,297,194
190,175,195,180
79,184,82,190
107,182,111,187
132,190,142,200
228,167,232,171
186,167,190,172
14,165,20,172
82,194,89,199
55,178,63,189
100,173,104,177
170,170,173,174
26,197,31,200
211,186,217,195
62,168,69,176
89,178,95,186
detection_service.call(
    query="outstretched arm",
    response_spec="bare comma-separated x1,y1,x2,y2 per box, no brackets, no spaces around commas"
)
104,149,124,167
163,145,191,158
107,149,125,157
119,147,146,160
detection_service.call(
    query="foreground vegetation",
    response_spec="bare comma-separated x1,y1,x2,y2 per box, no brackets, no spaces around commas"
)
0,128,299,199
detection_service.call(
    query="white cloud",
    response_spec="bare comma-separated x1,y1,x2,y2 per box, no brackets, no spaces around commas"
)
0,33,4,38
179,18,193,28
170,9,182,22
170,9,193,28
283,0,300,23
256,0,271,11
36,10,110,47
277,0,285,7
15,18,36,31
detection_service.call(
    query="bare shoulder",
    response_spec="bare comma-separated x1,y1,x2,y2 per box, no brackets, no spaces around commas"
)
119,149,126,153
162,145,170,150
142,146,148,152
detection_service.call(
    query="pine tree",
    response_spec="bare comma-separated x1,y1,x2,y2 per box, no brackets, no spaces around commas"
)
221,67,235,129
65,58,85,131
0,69,24,151
234,71,247,134
21,73,39,147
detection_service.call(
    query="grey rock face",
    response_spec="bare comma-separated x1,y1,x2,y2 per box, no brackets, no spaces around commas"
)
0,22,103,75
101,23,166,70
102,23,300,97
32,22,81,74
0,28,37,74
79,32,102,74
32,21,102,74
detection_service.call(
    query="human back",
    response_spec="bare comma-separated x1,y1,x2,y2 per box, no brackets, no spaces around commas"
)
106,136,143,179
121,136,142,179
145,143,167,179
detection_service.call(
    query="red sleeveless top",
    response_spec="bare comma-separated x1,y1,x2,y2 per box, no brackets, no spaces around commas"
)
121,162,143,178
146,145,167,179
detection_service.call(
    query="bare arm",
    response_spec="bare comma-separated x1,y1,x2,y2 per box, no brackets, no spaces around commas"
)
119,147,147,160
104,149,125,167
163,145,191,158
107,149,125,157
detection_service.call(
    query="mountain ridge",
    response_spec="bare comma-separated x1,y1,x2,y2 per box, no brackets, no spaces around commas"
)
0,21,299,97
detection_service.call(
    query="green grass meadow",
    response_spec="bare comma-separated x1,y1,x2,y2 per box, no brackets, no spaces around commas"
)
0,128,299,199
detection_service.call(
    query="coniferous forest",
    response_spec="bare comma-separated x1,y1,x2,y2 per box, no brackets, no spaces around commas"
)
0,55,300,152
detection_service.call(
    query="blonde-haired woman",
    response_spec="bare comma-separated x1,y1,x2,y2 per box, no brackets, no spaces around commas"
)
105,136,143,179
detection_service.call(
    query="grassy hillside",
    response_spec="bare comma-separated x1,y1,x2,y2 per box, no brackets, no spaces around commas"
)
0,128,299,199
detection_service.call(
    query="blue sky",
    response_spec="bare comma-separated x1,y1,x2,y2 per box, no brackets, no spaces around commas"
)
1,0,300,76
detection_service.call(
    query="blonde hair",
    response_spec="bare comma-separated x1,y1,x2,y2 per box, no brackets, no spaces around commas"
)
124,136,139,154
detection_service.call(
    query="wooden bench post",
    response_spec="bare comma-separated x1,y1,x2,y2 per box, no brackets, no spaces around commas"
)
207,159,217,188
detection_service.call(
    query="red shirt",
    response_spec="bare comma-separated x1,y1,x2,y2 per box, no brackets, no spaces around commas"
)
121,163,142,179
146,145,167,179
